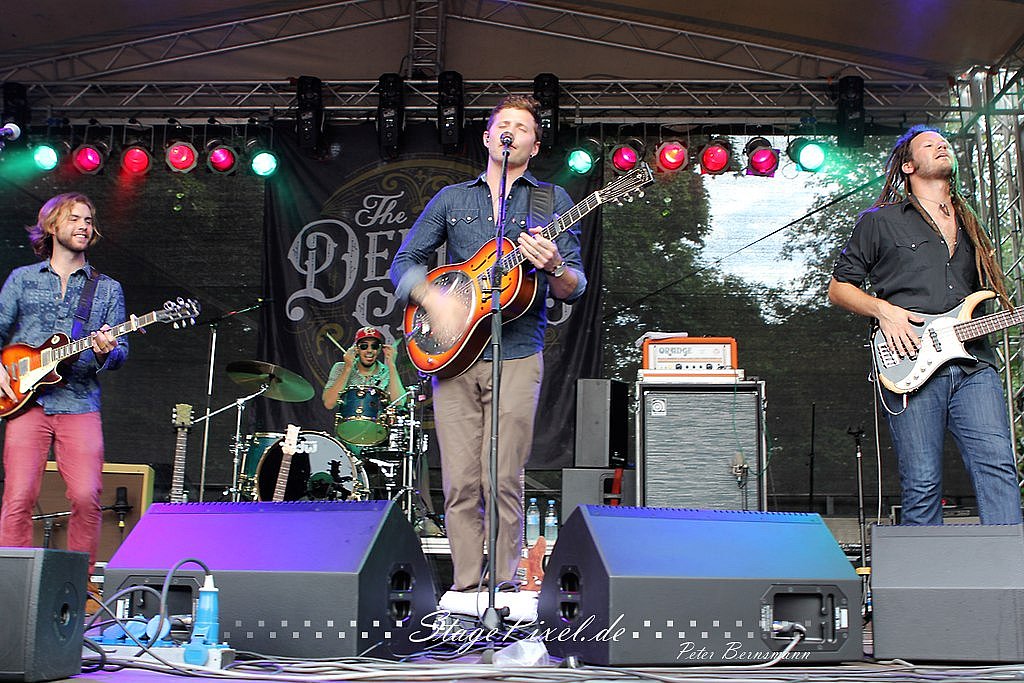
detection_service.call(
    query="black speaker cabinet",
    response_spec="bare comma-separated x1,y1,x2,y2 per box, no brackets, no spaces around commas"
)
872,523,1024,661
574,379,629,467
0,549,88,683
636,381,766,510
538,506,862,665
104,500,437,659
560,468,636,523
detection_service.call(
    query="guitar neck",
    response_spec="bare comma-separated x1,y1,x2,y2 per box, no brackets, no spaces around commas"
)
273,456,292,502
955,306,1024,342
171,429,188,503
498,192,602,273
49,312,158,364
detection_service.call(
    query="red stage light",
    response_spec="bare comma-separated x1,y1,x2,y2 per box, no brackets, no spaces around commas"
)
72,144,105,174
611,144,639,172
165,142,198,173
207,144,238,174
656,140,688,172
744,137,780,177
699,138,733,175
121,146,152,174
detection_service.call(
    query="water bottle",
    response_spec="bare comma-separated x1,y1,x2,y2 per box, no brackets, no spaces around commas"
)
544,499,559,544
525,497,541,546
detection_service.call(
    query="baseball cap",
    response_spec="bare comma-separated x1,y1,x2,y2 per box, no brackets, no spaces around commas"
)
354,326,385,344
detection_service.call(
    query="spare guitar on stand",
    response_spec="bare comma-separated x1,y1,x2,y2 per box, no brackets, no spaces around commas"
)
272,425,301,503
170,403,194,503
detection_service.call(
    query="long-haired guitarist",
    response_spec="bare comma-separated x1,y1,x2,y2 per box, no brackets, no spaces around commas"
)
390,95,587,592
828,126,1021,526
0,192,128,570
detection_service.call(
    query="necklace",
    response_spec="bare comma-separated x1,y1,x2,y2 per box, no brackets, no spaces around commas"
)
916,194,951,217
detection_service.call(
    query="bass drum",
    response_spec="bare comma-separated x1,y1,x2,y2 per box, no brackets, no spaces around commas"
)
254,430,369,502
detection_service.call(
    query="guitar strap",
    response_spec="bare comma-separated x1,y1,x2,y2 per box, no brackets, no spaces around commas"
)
71,267,101,339
529,182,555,229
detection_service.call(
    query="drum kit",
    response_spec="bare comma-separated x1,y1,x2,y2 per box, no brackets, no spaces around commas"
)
220,360,428,522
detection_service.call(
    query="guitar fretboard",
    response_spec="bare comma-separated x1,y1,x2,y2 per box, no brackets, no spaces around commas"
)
955,307,1024,342
171,430,188,503
41,312,158,365
497,192,603,274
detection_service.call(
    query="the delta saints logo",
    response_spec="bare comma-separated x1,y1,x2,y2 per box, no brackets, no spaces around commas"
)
284,159,465,329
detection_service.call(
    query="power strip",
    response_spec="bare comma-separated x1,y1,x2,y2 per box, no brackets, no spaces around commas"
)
88,644,236,669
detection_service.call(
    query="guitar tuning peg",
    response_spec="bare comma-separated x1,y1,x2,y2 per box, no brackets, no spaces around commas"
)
638,191,645,198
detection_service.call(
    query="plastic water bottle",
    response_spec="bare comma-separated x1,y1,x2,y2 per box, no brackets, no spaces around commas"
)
544,499,559,544
525,497,541,546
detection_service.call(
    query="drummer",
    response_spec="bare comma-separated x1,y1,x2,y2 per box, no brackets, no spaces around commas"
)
322,326,405,417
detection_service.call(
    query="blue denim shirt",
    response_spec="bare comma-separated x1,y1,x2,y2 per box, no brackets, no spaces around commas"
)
0,261,128,414
390,171,587,360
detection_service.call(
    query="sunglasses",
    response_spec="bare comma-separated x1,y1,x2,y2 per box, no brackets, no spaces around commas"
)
357,341,381,350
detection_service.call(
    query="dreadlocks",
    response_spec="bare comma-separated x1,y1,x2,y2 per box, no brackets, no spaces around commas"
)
873,125,1010,307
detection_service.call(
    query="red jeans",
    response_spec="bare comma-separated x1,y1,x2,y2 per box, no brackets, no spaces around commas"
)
1,406,104,566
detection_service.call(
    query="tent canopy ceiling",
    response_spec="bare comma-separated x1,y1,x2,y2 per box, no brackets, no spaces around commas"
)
1,1,1021,123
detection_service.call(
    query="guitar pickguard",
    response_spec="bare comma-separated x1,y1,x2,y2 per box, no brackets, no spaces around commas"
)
409,270,476,355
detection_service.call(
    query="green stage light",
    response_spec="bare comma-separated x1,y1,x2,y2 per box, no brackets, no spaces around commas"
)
787,138,827,172
250,150,279,177
566,138,601,176
32,143,60,171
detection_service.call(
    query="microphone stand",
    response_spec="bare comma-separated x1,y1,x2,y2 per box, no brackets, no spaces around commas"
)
480,139,514,636
196,298,268,501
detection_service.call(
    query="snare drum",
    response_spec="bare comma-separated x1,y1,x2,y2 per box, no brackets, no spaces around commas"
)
335,386,388,446
254,430,369,501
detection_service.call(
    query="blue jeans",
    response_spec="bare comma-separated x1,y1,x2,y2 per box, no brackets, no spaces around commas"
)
883,364,1022,525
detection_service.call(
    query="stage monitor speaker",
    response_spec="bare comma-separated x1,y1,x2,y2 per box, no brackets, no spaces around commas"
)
104,500,437,659
0,549,88,683
574,379,629,468
637,381,766,510
872,523,1024,661
560,468,636,523
31,463,154,564
537,506,861,665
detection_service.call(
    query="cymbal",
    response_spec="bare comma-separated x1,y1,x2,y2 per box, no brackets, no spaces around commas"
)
226,360,315,402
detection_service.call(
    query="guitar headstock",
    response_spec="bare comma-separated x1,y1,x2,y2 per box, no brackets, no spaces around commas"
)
159,297,201,329
172,403,194,428
281,424,301,456
597,163,655,206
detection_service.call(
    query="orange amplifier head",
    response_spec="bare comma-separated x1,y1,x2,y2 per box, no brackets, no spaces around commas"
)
641,336,738,371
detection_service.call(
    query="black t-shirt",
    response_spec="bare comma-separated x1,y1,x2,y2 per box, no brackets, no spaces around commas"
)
833,198,996,369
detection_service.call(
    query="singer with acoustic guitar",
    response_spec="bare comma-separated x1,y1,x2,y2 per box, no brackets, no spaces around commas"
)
829,126,1021,526
390,95,586,593
0,192,128,572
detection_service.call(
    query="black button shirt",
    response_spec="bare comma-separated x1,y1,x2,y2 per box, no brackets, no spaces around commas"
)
833,198,996,368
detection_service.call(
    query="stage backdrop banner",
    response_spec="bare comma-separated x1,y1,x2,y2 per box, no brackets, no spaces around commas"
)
258,122,602,468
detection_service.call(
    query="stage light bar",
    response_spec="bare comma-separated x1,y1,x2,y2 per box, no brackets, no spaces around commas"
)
165,141,198,173
206,141,239,174
120,145,152,175
787,138,827,172
567,138,601,176
699,138,733,175
655,140,688,172
743,137,780,177
72,142,108,175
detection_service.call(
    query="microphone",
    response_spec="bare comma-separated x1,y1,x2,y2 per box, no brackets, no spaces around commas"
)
499,132,514,147
112,486,132,528
0,122,21,141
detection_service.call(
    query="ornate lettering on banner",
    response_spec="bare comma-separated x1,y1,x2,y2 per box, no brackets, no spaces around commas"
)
286,219,359,321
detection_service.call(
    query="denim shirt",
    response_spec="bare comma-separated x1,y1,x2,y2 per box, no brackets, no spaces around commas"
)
390,171,587,360
0,261,128,414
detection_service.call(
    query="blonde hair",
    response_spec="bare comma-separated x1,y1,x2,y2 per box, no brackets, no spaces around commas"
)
27,192,100,259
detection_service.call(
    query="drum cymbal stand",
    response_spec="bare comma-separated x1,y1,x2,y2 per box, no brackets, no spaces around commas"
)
193,384,268,502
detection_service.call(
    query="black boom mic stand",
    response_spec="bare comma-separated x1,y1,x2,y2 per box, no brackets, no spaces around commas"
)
480,132,515,636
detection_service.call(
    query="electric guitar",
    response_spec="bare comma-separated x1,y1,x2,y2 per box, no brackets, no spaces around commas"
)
872,290,1023,394
170,403,193,503
404,164,654,378
0,297,200,418
272,425,301,503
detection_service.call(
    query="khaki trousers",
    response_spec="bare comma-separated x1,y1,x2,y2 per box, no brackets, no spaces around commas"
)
431,353,542,591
